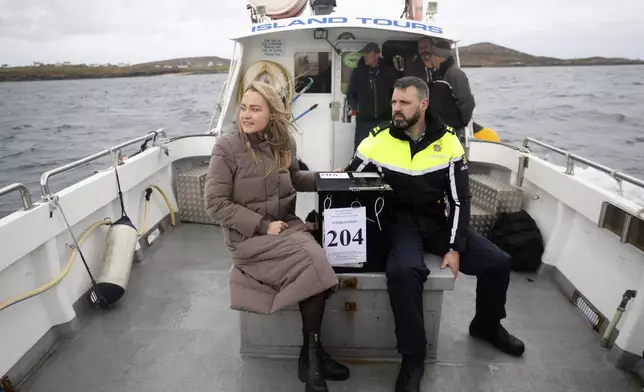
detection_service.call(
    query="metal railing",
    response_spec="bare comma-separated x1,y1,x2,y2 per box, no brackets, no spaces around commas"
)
40,130,163,200
522,137,644,191
0,183,33,210
208,80,228,134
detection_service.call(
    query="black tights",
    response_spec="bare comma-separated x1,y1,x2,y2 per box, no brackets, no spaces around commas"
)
299,291,327,335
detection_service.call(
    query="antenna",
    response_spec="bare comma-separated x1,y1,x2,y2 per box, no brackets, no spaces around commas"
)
247,3,271,23
426,1,438,21
255,4,272,22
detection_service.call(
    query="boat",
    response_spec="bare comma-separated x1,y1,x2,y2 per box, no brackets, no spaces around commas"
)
1,1,643,390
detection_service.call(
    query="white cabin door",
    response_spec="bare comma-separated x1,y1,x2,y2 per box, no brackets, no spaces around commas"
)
290,51,334,219
331,47,364,169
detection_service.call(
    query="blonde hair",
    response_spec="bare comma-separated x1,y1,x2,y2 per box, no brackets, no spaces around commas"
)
238,81,294,175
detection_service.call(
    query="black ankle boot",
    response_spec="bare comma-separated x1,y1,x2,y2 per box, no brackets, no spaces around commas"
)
395,355,425,392
469,317,525,357
299,333,328,392
299,334,350,382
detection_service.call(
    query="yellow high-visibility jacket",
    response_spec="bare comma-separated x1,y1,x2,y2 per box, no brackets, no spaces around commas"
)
345,112,471,252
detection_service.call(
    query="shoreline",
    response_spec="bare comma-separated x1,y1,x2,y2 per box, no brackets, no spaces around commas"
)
2,61,643,83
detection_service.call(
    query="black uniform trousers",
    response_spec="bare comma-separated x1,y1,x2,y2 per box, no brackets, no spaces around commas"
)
385,219,512,358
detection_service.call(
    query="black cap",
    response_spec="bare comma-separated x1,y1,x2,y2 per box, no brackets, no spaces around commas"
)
429,39,453,58
359,42,381,53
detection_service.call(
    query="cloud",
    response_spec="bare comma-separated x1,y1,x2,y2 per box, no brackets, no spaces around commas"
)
0,0,251,65
0,0,642,65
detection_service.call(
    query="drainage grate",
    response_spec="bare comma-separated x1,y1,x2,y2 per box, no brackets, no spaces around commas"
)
571,291,605,331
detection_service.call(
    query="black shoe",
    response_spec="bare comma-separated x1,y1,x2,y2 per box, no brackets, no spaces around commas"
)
298,333,328,392
395,355,425,392
298,335,350,382
469,318,525,357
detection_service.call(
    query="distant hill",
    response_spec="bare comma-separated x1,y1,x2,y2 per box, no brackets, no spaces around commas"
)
3,43,643,83
458,43,644,67
133,56,231,68
0,56,232,82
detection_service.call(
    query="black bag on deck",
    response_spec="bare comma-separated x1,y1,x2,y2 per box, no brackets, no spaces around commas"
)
489,210,544,272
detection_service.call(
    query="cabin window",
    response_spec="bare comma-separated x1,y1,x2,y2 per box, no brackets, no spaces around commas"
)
382,40,423,75
294,52,332,94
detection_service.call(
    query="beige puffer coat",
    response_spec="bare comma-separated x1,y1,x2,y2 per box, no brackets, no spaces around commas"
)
204,130,338,314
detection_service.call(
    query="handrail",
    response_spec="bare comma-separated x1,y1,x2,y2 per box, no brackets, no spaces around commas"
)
40,130,162,199
208,80,229,134
523,137,644,190
0,183,33,210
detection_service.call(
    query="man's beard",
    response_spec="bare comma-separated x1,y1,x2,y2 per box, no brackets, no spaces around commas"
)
392,108,421,130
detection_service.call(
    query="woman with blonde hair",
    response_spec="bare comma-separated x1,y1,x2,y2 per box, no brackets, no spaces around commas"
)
204,81,349,391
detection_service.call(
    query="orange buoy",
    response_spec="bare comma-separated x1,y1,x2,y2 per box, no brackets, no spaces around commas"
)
473,122,500,142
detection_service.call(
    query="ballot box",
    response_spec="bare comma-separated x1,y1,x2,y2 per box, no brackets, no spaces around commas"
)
315,171,393,273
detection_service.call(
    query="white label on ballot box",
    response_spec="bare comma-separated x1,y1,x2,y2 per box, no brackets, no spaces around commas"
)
323,207,367,266
319,172,350,179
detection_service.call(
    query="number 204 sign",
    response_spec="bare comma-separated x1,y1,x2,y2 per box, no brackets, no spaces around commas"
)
322,207,367,266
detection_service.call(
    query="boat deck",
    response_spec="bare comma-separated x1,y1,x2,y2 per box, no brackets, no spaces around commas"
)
19,223,642,392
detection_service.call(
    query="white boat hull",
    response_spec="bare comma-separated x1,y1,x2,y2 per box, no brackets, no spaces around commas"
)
1,136,643,385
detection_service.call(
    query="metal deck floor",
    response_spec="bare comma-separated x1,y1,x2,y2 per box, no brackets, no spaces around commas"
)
19,223,641,391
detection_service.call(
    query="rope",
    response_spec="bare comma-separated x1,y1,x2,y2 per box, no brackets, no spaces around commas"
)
49,195,99,286
374,196,385,231
111,151,127,217
323,194,332,210
344,197,386,231
0,216,111,312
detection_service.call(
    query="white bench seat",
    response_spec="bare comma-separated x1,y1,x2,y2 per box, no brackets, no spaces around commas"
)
239,253,454,361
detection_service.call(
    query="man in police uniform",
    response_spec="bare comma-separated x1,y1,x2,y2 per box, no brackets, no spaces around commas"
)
342,77,525,392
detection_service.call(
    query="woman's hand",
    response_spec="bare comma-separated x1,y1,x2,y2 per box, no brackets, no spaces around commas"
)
267,221,288,235
332,168,345,172
304,221,317,232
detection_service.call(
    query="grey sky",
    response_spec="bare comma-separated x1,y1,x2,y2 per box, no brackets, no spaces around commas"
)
1,0,642,66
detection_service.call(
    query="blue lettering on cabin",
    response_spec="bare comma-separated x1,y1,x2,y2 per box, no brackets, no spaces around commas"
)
250,16,443,34
374,18,393,26
308,18,327,24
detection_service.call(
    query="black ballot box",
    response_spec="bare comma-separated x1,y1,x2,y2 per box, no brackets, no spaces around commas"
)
314,171,393,273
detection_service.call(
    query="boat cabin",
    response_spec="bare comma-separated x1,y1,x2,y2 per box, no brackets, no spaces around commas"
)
214,14,460,218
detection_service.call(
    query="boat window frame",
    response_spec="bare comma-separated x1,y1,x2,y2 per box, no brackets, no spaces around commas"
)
292,50,333,95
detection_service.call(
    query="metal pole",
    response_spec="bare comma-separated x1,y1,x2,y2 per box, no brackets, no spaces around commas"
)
41,131,159,199
0,183,33,210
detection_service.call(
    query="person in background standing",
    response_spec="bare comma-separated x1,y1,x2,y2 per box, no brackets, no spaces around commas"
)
404,36,435,86
407,38,475,146
346,42,399,151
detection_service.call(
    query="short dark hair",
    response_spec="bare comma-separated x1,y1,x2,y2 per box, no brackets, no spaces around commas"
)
393,76,429,100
